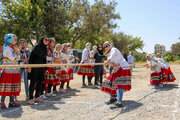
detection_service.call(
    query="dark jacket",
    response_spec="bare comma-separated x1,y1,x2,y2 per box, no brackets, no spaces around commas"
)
122,53,128,61
94,51,105,75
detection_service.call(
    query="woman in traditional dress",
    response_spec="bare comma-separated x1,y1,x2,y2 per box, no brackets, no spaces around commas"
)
101,41,131,108
0,34,21,109
77,43,94,87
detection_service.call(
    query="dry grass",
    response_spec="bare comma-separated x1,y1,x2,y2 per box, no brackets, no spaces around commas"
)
135,60,180,65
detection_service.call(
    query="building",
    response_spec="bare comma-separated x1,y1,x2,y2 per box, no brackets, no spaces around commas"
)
154,44,166,54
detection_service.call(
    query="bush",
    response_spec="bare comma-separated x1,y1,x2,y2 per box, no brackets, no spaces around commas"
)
163,53,180,62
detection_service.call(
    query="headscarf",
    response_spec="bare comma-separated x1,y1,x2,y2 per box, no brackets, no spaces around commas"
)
146,53,158,62
32,36,48,58
85,42,92,52
103,41,113,48
97,43,103,55
55,43,61,51
92,45,97,52
61,43,67,53
3,34,17,50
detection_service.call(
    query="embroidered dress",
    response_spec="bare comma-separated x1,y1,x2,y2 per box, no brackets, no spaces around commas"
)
0,46,21,96
77,48,94,76
147,60,165,85
43,46,59,90
101,47,131,95
157,58,176,82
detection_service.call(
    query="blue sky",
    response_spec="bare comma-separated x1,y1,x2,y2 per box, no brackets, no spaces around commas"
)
89,0,180,53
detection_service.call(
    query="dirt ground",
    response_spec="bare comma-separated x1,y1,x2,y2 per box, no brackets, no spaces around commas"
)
0,65,180,120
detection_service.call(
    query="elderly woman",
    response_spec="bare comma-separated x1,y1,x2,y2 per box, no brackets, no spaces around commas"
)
101,41,131,109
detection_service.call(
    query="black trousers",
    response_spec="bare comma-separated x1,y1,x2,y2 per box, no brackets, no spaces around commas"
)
29,68,44,100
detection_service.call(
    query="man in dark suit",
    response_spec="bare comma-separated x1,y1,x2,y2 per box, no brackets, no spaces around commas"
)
121,49,128,61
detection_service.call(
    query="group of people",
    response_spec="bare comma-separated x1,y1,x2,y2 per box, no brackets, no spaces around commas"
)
0,33,176,110
0,34,79,108
145,53,176,89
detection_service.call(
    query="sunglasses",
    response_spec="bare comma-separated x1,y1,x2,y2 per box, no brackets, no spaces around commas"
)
44,38,49,42
104,45,109,48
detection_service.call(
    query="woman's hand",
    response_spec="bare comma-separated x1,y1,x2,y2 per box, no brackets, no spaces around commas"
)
28,68,31,73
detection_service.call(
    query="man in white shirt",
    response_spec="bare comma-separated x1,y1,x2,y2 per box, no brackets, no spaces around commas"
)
128,52,135,74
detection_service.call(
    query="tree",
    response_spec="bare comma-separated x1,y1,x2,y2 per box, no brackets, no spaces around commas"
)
111,32,144,54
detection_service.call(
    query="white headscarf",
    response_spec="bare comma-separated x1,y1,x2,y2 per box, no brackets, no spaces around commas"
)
85,42,92,51
92,45,97,52
55,43,61,51
103,41,113,48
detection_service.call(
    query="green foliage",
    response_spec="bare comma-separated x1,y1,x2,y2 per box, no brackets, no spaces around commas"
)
163,53,180,62
133,52,147,62
112,32,144,53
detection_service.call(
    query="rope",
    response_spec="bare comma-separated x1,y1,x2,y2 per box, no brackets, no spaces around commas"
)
0,63,135,69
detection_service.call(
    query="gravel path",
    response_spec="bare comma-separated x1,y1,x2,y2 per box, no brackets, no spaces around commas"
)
0,65,179,120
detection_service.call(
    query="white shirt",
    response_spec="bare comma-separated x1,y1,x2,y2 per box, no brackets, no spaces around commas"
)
128,55,135,64
81,48,91,63
107,47,130,70
3,46,19,65
147,60,161,73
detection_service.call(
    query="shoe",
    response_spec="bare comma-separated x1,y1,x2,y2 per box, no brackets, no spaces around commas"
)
46,93,52,97
41,94,48,100
51,93,57,97
110,103,123,110
9,102,21,108
28,99,35,105
26,95,29,101
59,88,66,93
105,98,117,105
34,97,43,102
1,103,7,109
66,86,71,89
88,83,93,86
82,84,87,88
94,83,99,86
53,90,58,94
159,83,163,88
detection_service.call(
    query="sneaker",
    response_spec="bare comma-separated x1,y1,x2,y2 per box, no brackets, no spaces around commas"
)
1,103,7,109
110,103,123,110
46,93,52,97
28,99,35,105
51,93,57,97
34,97,43,102
9,102,21,108
159,83,163,88
105,98,117,105
41,94,47,100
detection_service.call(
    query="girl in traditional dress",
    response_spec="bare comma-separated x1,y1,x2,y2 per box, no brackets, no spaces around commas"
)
77,43,94,87
145,54,165,88
66,43,79,89
101,41,131,108
59,43,74,92
43,38,59,97
0,34,21,109
156,53,176,82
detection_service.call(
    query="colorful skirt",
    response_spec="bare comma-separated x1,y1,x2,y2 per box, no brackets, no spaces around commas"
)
68,68,73,80
43,67,59,84
161,67,176,82
77,64,94,76
101,66,131,95
60,70,69,82
0,68,21,96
